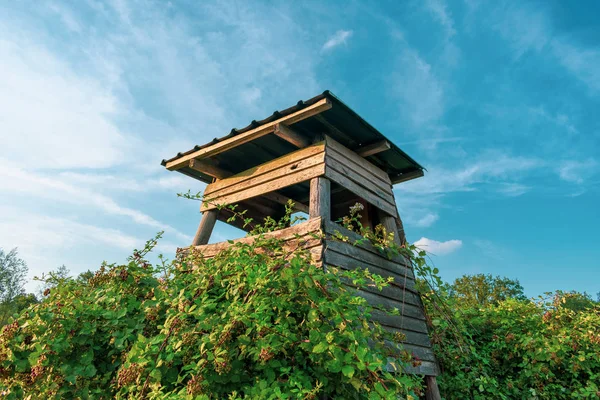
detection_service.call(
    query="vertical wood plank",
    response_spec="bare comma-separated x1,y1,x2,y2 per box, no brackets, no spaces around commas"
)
309,177,330,220
390,191,407,245
377,209,401,246
395,215,407,245
192,209,218,246
425,376,442,400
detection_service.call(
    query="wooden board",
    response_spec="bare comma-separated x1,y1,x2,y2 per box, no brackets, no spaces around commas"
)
309,177,330,220
274,123,311,148
200,143,326,211
205,142,325,195
323,221,410,266
356,140,391,157
323,245,416,286
391,169,424,185
202,163,326,211
184,217,323,257
402,360,440,376
165,98,332,170
325,151,394,202
324,135,390,182
324,167,398,218
355,288,425,315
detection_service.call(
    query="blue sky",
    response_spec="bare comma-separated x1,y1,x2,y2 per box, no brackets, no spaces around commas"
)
0,0,598,297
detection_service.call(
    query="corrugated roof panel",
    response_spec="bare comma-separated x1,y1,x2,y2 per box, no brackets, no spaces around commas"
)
162,91,424,184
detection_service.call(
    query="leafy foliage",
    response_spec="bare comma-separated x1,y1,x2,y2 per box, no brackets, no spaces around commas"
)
0,248,30,327
423,284,600,399
0,204,423,399
448,274,527,307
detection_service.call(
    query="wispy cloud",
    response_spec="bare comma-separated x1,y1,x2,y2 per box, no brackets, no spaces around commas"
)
0,205,145,291
398,152,542,195
493,3,550,59
484,3,600,93
394,49,445,127
414,237,462,255
496,183,530,197
424,0,456,38
473,239,505,260
414,213,439,228
557,159,598,184
552,39,600,93
0,161,192,242
0,32,127,169
0,0,323,280
322,30,353,51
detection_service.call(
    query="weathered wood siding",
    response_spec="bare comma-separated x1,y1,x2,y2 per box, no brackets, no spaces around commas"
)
323,136,398,218
201,142,326,212
323,220,439,376
182,218,324,265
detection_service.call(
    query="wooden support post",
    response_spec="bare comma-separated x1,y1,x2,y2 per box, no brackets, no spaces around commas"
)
425,376,441,400
192,209,218,246
394,214,407,245
309,177,330,220
377,209,401,246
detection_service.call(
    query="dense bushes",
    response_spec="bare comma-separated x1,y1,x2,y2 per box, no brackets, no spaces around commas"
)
0,226,422,399
1,200,599,398
423,283,600,399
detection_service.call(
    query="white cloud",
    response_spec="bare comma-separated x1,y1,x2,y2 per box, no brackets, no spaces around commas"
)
473,239,505,260
528,106,579,135
322,30,353,51
395,49,445,127
492,4,550,59
414,237,462,255
488,4,600,93
48,2,82,33
0,161,192,242
557,159,598,184
0,0,323,292
398,152,542,195
0,34,128,169
414,213,439,227
424,0,456,38
496,183,530,197
552,39,600,93
0,205,144,292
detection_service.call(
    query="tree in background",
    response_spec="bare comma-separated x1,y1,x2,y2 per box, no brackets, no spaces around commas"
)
36,264,71,298
553,290,597,312
448,273,527,307
0,248,30,326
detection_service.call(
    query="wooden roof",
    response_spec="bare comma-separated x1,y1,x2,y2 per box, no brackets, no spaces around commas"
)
162,91,424,185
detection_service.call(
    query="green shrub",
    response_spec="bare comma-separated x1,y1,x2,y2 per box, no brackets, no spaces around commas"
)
423,288,600,399
0,215,422,399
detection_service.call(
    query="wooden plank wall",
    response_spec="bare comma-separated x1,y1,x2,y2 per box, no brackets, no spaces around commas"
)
182,218,324,265
200,142,326,212
323,220,439,376
323,136,398,218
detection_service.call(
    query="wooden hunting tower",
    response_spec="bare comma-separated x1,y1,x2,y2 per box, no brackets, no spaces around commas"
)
162,91,440,395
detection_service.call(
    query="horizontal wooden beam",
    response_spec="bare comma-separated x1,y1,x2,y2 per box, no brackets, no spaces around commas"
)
189,159,229,180
274,123,311,148
356,140,390,157
391,169,424,184
188,155,311,213
165,98,332,170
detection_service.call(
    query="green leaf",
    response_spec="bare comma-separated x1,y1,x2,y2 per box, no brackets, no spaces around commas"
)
342,365,355,379
312,342,328,354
